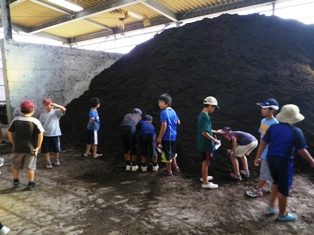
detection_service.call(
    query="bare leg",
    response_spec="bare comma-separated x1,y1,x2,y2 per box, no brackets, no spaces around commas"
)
141,155,147,165
230,155,240,174
152,155,158,164
92,145,97,157
202,160,209,184
12,169,19,179
257,180,266,189
44,153,51,162
269,184,278,209
27,170,35,182
240,155,248,170
277,191,288,217
131,154,137,163
124,152,130,161
54,152,60,161
85,144,92,155
171,158,178,168
166,162,171,172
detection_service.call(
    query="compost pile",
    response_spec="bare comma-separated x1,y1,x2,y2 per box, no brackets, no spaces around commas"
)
61,14,314,178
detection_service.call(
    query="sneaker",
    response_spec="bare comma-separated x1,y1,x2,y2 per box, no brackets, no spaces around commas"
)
0,225,10,234
13,179,20,188
83,153,91,157
265,207,279,215
246,188,263,197
172,166,180,172
54,159,60,166
202,182,219,189
200,176,214,182
276,212,297,222
163,170,173,176
141,165,147,172
131,165,139,171
28,181,37,191
46,162,52,169
126,165,132,171
240,170,250,177
230,173,242,181
152,164,159,172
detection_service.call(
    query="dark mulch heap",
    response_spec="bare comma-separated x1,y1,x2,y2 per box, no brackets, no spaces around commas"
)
60,14,314,180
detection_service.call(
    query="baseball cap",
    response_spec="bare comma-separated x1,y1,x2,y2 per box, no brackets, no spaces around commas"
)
143,115,153,121
257,98,279,110
132,108,142,115
222,126,231,132
43,98,52,106
20,100,36,110
204,96,219,109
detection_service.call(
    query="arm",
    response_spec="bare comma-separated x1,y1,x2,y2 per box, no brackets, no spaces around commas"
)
297,149,314,168
157,122,167,144
53,103,66,114
254,141,267,166
7,131,14,152
202,131,220,145
230,136,237,156
34,133,43,156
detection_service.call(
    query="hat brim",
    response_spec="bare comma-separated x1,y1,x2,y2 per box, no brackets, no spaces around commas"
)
276,113,304,124
257,103,279,110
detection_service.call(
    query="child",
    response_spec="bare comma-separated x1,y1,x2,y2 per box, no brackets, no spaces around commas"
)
136,115,159,172
157,93,180,176
197,96,220,189
221,127,258,181
0,158,10,234
255,104,314,222
39,98,66,169
246,98,279,197
83,97,102,159
7,100,45,190
120,108,142,171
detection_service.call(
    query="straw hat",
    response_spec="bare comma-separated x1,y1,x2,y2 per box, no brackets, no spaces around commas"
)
276,104,304,124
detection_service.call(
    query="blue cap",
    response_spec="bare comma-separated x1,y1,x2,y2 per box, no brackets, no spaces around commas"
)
143,115,153,121
257,98,279,110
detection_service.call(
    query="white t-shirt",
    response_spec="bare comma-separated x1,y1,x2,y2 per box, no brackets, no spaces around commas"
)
39,109,64,136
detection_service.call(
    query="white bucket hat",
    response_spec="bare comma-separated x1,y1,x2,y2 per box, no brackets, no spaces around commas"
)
276,104,304,124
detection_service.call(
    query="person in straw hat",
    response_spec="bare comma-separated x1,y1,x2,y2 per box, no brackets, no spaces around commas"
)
255,104,314,222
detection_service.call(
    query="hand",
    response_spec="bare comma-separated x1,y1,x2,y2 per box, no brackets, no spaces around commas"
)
33,147,40,156
254,158,260,166
157,137,162,145
226,149,231,155
214,139,220,145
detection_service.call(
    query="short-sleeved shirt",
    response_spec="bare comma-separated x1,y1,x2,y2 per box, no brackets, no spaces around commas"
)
259,118,279,160
262,123,307,158
87,110,100,131
197,112,214,152
136,120,156,136
39,109,64,136
225,131,257,145
8,116,45,154
160,107,179,141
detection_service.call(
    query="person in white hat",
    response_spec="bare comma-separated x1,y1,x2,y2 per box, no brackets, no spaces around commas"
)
255,104,314,222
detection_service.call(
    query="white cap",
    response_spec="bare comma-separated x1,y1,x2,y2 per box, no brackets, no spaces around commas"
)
204,96,219,109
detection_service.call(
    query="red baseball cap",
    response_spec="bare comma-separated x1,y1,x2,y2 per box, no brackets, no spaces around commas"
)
43,98,52,106
20,100,36,110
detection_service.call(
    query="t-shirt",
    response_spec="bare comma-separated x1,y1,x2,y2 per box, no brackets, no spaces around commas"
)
136,120,156,136
39,109,64,136
160,107,179,141
197,112,214,152
225,131,257,145
259,118,279,160
262,123,307,158
87,109,100,131
8,116,45,154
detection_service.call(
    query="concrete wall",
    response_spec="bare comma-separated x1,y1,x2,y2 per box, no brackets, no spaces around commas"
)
0,39,122,122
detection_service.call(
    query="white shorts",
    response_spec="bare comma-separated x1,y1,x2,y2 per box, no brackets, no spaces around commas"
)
232,140,258,157
259,158,273,182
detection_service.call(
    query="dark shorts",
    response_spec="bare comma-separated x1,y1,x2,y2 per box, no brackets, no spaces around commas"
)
120,126,137,155
87,130,99,145
267,156,294,197
199,152,213,162
140,134,157,158
41,136,61,153
161,140,175,162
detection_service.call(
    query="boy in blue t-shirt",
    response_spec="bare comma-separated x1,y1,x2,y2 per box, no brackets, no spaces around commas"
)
83,97,102,159
157,93,180,176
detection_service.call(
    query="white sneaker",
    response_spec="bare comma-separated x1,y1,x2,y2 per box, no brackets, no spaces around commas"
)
152,164,159,172
200,176,214,182
126,165,132,171
0,225,10,234
141,166,147,172
131,165,139,171
202,182,218,189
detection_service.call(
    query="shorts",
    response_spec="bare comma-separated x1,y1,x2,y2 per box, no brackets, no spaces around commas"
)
140,134,157,158
120,126,137,155
41,136,61,153
267,156,293,197
259,158,273,182
12,153,37,171
87,130,99,145
233,140,258,157
199,152,213,162
161,140,176,162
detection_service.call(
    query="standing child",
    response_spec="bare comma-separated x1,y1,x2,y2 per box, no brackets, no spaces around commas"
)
39,98,66,169
197,96,220,189
136,115,159,172
157,93,180,176
220,127,258,181
7,100,45,190
83,97,102,159
255,104,314,222
246,98,279,197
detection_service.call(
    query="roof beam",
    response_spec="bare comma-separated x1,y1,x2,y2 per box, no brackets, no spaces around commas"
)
29,0,72,16
136,0,177,22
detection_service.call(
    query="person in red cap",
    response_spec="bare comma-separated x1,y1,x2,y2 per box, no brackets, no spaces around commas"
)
7,100,45,191
39,98,66,169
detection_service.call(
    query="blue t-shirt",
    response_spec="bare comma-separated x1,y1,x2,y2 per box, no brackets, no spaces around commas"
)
87,109,100,131
259,118,279,160
137,120,156,136
160,107,179,141
226,131,257,145
262,123,307,158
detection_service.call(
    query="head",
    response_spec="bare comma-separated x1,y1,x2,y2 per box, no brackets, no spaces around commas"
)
43,98,53,111
203,96,219,113
143,114,153,123
158,93,172,109
90,97,100,108
20,100,36,114
132,108,142,115
257,98,279,117
221,126,232,139
275,104,304,124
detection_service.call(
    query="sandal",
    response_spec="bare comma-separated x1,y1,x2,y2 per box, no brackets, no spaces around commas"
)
83,153,91,157
276,212,297,222
93,154,103,159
